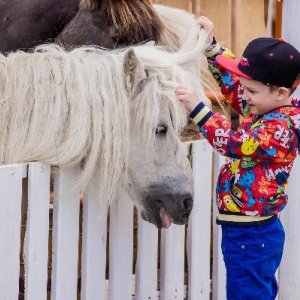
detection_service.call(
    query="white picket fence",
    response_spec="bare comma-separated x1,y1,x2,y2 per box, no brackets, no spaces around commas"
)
0,139,299,300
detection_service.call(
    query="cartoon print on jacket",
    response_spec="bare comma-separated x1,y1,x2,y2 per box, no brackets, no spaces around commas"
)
236,170,256,207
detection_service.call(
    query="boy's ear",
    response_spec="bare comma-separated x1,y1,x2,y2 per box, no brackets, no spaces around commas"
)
277,87,290,100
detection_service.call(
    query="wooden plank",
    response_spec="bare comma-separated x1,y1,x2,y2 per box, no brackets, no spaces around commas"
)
135,218,159,300
232,0,268,58
24,163,51,300
81,178,107,300
160,225,185,299
278,3,300,298
196,0,233,92
211,153,226,300
280,157,300,299
200,0,232,47
51,166,81,300
0,164,26,300
192,0,201,17
187,140,213,299
152,0,192,12
108,193,134,299
281,0,300,49
274,1,283,38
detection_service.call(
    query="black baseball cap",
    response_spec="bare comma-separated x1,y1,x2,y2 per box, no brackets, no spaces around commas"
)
216,37,300,89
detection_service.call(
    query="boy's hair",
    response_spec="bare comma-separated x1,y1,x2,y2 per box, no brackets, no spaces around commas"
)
216,37,300,89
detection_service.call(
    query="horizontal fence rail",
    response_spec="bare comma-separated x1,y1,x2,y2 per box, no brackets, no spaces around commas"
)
0,140,299,299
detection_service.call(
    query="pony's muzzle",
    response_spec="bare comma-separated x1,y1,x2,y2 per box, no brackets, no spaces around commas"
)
141,192,194,229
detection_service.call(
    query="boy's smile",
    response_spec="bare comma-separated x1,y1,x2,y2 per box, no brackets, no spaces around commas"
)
239,77,291,115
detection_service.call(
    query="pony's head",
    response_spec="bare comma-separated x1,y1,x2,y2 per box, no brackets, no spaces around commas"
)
57,0,165,49
119,27,210,228
57,1,198,53
121,47,193,228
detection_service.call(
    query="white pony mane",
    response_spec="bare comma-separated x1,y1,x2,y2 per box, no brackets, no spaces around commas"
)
0,23,210,204
154,4,197,51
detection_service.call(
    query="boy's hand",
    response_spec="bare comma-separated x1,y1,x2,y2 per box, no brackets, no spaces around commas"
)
196,16,214,44
175,84,201,113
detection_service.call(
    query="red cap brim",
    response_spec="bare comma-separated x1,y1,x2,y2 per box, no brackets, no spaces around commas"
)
216,55,251,79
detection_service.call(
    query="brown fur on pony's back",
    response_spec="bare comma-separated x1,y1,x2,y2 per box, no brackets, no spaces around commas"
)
81,0,164,43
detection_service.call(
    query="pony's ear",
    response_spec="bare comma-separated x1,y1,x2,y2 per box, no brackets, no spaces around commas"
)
123,48,147,95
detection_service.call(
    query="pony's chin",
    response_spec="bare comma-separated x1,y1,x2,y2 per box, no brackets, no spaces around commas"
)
140,205,191,229
140,208,174,229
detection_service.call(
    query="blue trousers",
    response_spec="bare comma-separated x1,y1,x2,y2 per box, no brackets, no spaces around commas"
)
221,218,285,300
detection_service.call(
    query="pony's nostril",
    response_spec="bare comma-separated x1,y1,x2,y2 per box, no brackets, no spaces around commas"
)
181,197,193,211
155,199,162,207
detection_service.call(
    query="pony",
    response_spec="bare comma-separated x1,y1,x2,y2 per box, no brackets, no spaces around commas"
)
0,0,196,53
0,24,211,229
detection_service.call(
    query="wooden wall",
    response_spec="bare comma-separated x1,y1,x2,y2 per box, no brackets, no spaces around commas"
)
151,0,268,60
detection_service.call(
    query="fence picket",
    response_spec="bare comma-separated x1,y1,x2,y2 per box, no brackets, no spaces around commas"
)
81,179,108,300
187,140,213,300
24,162,51,300
0,164,26,300
135,218,159,300
211,153,226,300
160,224,185,299
51,166,81,300
109,192,134,300
279,156,300,299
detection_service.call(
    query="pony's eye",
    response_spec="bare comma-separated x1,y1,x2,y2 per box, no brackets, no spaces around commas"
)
155,125,168,136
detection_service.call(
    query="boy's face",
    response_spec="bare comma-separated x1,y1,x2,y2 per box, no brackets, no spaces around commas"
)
239,77,286,115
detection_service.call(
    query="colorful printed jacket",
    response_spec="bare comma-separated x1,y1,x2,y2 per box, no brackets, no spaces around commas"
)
191,42,300,226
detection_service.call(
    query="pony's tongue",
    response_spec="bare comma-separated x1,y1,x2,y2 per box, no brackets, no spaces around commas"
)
161,207,172,229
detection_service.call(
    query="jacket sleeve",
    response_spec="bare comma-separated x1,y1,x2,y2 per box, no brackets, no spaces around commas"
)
190,102,296,160
205,38,245,117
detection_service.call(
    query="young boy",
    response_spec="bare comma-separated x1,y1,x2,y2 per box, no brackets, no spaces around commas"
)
176,17,300,299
